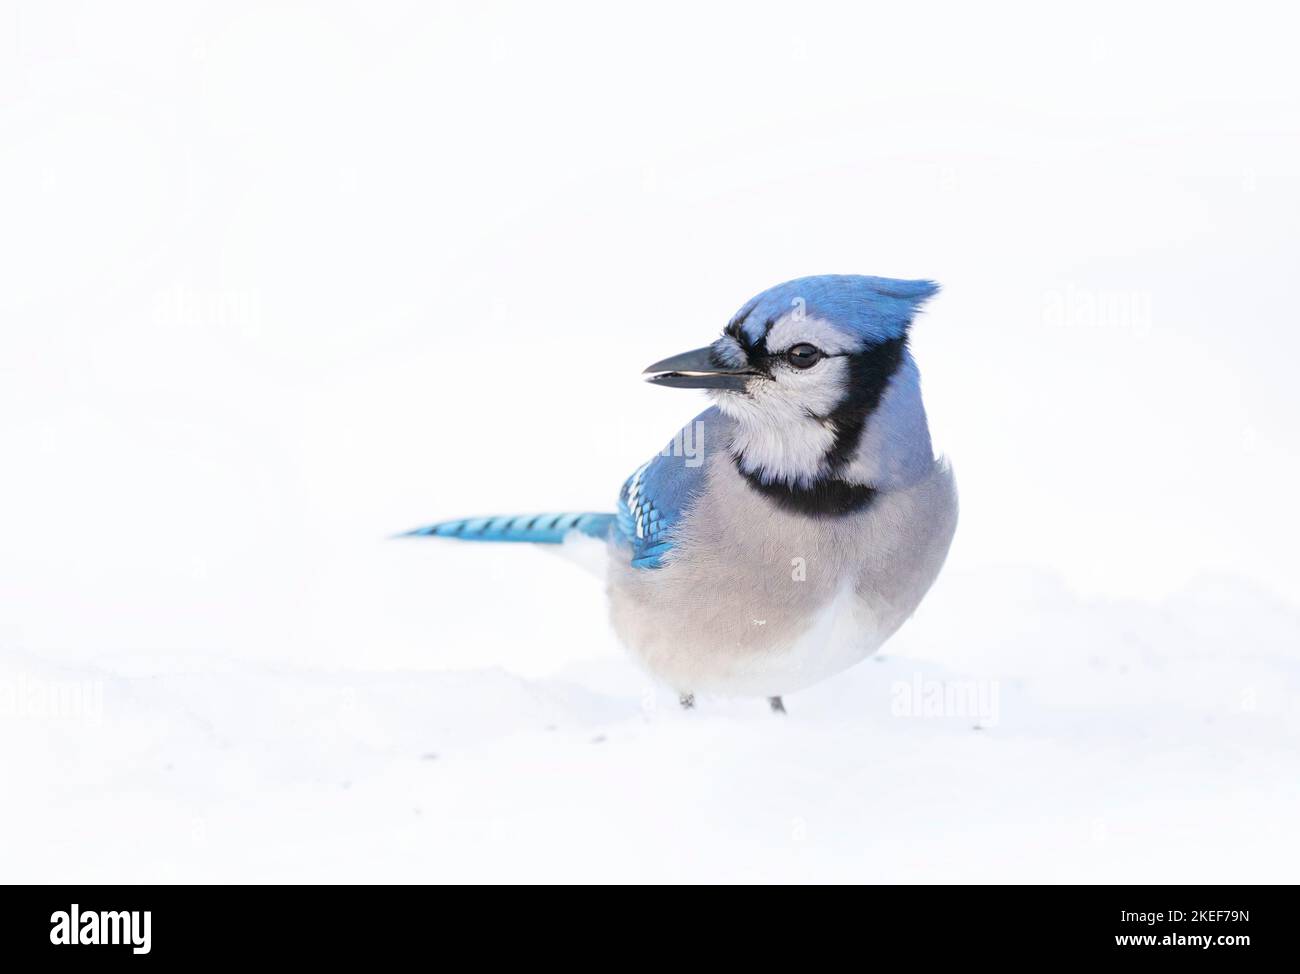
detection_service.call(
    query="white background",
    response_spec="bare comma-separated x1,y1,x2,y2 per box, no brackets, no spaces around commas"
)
2,1,1298,882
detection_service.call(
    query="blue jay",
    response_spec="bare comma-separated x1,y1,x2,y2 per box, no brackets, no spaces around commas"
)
404,275,957,713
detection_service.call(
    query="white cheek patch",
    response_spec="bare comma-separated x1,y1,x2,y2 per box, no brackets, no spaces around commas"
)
713,356,851,486
764,315,861,356
776,354,849,417
724,402,837,485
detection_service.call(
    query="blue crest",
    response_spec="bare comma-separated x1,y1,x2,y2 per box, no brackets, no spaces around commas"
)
731,274,940,347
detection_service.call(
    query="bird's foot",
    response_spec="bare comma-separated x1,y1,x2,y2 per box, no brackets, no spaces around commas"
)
679,692,695,711
768,696,786,715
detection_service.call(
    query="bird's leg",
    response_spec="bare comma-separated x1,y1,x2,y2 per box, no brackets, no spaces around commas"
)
679,692,695,711
768,696,786,715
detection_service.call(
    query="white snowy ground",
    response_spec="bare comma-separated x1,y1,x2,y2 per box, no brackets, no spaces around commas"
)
4,563,1297,884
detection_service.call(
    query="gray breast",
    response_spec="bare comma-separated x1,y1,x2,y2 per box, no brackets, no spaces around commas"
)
605,423,958,696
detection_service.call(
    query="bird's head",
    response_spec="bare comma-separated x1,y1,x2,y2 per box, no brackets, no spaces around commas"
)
644,274,940,495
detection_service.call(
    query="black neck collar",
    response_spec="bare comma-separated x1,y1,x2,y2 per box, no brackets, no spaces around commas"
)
734,461,877,517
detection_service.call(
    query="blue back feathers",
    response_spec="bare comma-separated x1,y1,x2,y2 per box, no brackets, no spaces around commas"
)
731,274,939,347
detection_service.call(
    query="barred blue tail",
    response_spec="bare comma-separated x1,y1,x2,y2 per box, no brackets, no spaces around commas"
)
399,512,615,544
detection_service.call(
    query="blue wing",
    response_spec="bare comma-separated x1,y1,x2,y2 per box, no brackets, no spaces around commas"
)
616,407,722,569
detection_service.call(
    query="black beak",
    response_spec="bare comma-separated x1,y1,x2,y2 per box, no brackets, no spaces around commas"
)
642,346,758,392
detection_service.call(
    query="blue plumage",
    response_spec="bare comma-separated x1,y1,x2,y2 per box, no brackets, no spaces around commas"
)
401,512,613,544
407,408,718,570
731,274,938,347
615,407,722,569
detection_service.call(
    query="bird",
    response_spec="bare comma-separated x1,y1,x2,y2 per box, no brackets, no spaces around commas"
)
402,274,958,714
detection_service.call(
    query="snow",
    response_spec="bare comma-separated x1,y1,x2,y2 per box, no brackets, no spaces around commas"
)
5,564,1297,883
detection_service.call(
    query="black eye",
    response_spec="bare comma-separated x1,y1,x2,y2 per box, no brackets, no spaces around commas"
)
785,343,824,369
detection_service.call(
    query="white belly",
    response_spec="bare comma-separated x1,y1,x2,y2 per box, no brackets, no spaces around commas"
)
693,582,885,696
